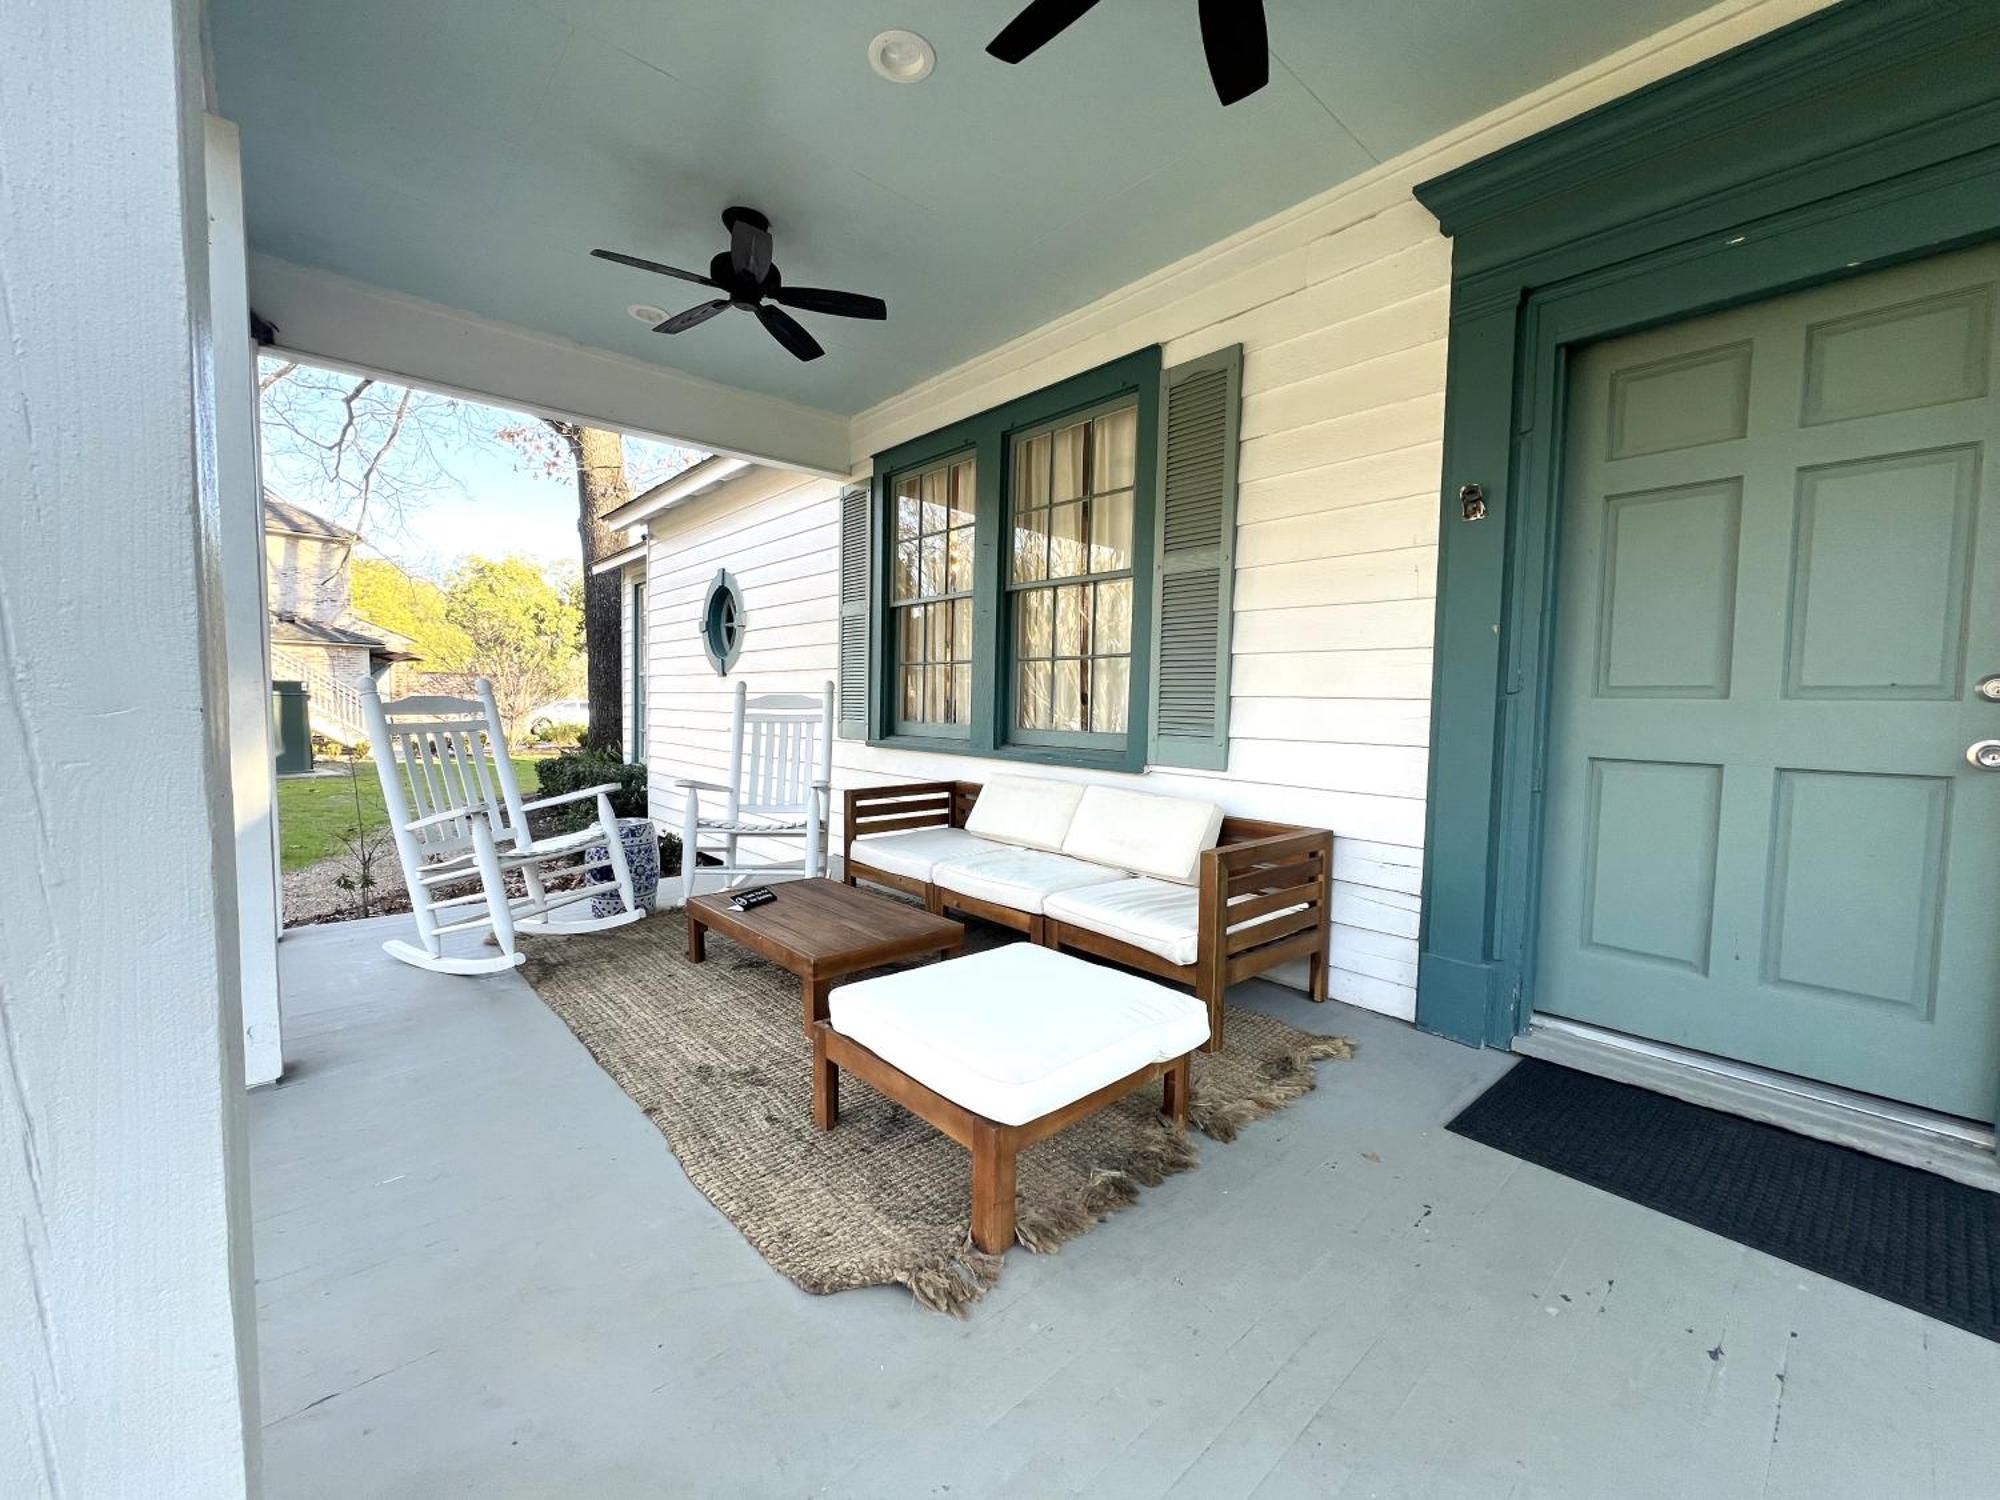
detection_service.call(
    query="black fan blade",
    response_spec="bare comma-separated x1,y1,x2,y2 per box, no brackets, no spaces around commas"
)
590,248,717,287
1198,0,1269,105
755,303,824,362
987,0,1105,62
771,285,887,320
731,217,773,284
653,299,731,335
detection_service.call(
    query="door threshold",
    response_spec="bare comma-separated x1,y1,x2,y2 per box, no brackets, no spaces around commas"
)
1515,1017,2000,1194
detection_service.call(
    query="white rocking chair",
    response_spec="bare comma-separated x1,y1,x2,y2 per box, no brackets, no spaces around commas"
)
674,681,834,906
359,677,646,975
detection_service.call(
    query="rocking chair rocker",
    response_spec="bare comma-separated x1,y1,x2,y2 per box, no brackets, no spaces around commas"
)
359,677,647,975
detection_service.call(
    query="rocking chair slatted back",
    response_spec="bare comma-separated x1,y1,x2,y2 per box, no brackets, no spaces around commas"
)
361,679,530,856
727,684,834,818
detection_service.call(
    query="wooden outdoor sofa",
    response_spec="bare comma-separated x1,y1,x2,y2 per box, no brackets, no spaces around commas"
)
841,777,1332,1051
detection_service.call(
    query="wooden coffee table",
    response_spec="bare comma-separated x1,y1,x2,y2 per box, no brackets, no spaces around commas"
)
684,878,965,1037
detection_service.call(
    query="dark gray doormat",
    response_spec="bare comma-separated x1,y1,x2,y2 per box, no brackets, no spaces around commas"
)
1448,1059,1998,1343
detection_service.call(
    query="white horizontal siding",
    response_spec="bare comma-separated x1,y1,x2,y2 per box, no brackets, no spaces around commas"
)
639,0,1829,1023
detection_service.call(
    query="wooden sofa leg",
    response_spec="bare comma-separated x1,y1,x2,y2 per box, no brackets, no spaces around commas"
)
970,1123,1018,1254
923,882,944,916
1309,942,1329,1003
1197,973,1225,1054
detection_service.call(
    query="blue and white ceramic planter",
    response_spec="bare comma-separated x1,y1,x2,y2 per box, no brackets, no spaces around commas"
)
585,817,660,917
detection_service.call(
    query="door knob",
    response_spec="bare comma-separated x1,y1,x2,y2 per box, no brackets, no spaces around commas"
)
1969,740,2000,770
1979,675,2000,703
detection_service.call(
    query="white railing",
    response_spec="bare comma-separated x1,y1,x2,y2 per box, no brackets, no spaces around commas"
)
270,644,370,745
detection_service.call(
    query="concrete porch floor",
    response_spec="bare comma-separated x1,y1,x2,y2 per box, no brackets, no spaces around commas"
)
253,916,2000,1499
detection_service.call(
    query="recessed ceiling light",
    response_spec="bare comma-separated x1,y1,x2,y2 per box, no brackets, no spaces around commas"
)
868,29,935,83
627,303,667,324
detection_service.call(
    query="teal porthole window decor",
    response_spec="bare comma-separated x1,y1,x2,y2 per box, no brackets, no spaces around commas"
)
700,569,745,676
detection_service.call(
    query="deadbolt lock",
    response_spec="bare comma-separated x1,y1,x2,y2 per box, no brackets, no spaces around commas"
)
1968,740,2000,770
1977,675,2000,703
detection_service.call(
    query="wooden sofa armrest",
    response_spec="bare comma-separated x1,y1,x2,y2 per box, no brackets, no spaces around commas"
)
1195,826,1334,1001
842,780,965,863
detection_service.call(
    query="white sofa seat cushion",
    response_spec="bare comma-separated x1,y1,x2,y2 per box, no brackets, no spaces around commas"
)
827,944,1209,1126
1059,785,1223,885
1044,877,1310,969
962,774,1086,852
850,826,1005,883
932,846,1123,915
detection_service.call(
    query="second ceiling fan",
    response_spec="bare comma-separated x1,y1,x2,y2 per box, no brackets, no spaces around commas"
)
591,207,886,363
987,0,1270,106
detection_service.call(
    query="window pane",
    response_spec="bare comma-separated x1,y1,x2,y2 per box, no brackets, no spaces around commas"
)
925,665,948,723
1089,489,1133,573
952,597,974,660
1052,659,1083,732
1090,658,1130,734
918,531,945,596
1093,406,1137,491
927,600,950,663
1011,510,1048,583
1049,501,1086,579
900,604,924,663
1018,660,1051,730
894,540,919,601
949,460,976,528
1015,433,1051,510
1055,582,1089,658
1093,578,1132,654
920,467,948,532
1018,587,1053,659
1051,422,1086,501
897,491,922,542
901,667,922,721
946,526,974,593
951,664,972,725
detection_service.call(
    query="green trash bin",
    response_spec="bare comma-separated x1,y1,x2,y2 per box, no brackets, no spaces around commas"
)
273,679,314,775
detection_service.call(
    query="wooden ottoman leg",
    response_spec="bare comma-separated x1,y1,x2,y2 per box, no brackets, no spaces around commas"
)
812,1025,840,1130
1162,1054,1191,1126
686,914,706,963
970,1122,1018,1254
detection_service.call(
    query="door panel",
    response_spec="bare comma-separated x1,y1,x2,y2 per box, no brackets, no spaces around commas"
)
1539,243,2000,1122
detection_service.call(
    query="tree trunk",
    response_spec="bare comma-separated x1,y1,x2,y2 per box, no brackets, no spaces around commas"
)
552,421,632,755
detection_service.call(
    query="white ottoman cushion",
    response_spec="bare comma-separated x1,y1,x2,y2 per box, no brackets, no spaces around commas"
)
962,774,1086,852
1045,877,1311,968
827,944,1209,1126
932,846,1122,914
850,826,1005,883
1059,785,1224,885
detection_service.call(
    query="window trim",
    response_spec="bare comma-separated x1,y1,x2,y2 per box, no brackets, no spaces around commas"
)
867,347,1161,772
629,575,647,761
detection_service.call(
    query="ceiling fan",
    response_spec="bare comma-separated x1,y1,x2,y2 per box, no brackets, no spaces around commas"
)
591,207,886,362
987,0,1269,106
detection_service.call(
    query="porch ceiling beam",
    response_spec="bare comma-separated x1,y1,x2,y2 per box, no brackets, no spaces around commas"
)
246,255,852,479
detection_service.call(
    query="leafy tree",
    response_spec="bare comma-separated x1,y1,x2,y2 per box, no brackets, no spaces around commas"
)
350,558,473,671
443,556,583,742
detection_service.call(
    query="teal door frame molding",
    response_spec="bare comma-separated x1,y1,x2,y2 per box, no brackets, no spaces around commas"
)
1411,0,2000,1048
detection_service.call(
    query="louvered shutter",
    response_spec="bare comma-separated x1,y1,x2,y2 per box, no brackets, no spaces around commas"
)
1148,345,1241,770
836,485,871,739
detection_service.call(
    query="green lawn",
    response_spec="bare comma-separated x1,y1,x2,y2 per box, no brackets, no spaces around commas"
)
277,757,543,873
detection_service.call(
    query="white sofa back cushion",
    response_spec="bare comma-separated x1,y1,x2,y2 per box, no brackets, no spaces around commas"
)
1060,785,1224,885
963,775,1086,852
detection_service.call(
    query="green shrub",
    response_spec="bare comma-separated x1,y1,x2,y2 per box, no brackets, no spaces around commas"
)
536,747,649,830
534,719,588,746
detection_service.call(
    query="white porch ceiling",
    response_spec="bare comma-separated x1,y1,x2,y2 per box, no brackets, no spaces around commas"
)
210,0,1715,419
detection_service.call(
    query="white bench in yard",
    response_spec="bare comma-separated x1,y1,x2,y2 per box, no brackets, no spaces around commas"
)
812,943,1210,1253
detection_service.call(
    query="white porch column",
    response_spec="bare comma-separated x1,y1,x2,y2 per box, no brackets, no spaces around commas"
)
0,2,260,1496
206,114,287,1089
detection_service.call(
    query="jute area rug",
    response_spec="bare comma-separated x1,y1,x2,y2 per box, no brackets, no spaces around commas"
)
518,910,1353,1315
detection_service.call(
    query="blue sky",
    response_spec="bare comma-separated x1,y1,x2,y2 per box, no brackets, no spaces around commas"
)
260,360,701,578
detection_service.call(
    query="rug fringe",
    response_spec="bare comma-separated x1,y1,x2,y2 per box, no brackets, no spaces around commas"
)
1192,1035,1355,1143
1013,1122,1202,1255
901,1244,1007,1318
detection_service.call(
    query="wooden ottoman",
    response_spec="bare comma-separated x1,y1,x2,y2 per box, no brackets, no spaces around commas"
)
810,943,1211,1253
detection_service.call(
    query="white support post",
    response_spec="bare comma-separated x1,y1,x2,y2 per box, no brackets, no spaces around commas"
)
206,113,286,1089
0,2,260,1495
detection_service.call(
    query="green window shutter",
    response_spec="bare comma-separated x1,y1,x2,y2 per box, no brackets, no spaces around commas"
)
1148,344,1241,771
836,485,871,739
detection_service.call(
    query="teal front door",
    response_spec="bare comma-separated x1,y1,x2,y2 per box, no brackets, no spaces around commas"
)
1539,243,2000,1122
